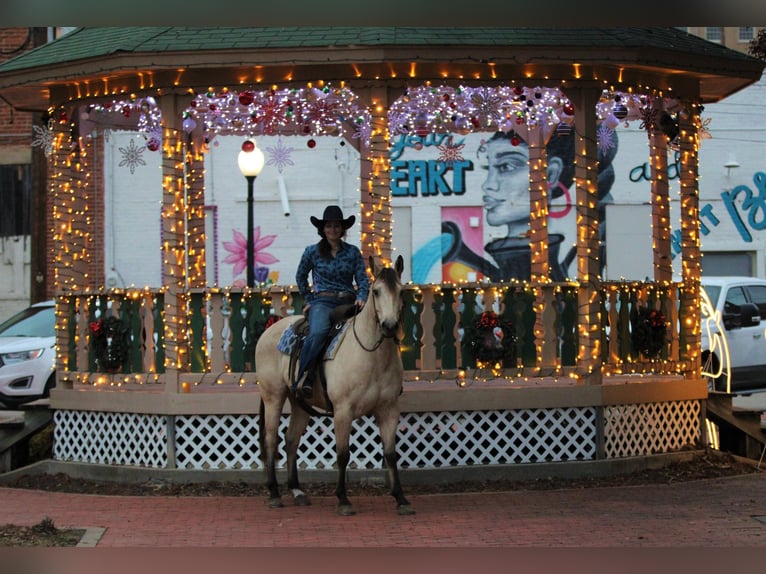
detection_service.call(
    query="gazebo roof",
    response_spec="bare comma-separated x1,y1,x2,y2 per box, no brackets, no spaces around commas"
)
0,27,763,111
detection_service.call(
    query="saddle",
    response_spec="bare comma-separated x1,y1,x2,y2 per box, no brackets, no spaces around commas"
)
288,303,358,411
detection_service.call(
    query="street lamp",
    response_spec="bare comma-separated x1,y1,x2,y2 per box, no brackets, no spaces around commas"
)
237,138,265,287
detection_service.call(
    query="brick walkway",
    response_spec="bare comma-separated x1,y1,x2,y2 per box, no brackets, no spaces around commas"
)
1,472,765,547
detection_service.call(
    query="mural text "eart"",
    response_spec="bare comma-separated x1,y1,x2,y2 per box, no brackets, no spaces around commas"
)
389,133,474,197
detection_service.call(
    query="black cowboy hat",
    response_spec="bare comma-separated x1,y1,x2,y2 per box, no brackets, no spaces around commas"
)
310,205,355,230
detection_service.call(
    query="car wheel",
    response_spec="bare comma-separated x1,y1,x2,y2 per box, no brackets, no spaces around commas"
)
42,372,57,398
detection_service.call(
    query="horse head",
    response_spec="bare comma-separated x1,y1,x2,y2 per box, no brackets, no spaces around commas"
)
368,255,404,339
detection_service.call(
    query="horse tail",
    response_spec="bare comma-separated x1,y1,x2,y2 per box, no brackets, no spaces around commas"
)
257,396,266,464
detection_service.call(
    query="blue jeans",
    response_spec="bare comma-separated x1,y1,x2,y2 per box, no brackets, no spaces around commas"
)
297,297,343,383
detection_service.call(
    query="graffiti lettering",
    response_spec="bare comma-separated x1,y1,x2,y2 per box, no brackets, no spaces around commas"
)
389,132,461,161
391,160,472,196
721,172,766,243
670,171,766,258
629,152,681,183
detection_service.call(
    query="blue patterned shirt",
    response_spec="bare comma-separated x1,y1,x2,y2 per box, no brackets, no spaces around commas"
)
296,242,370,304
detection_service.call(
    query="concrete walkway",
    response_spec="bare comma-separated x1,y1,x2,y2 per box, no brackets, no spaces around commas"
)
1,472,765,547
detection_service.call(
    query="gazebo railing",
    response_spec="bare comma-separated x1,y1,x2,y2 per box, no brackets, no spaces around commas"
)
57,280,683,390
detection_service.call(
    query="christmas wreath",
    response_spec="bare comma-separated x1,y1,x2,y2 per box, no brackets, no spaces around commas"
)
89,316,130,372
463,311,516,365
631,306,668,359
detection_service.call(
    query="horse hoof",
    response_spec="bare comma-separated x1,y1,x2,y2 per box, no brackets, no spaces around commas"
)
397,504,416,516
337,504,357,516
268,497,284,509
294,494,312,506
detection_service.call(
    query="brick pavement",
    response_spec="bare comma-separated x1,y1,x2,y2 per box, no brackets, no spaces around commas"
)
1,473,765,547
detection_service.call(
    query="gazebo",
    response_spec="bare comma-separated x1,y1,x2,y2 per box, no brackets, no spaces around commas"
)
0,27,762,480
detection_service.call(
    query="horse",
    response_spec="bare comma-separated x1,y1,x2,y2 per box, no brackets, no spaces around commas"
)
255,255,415,516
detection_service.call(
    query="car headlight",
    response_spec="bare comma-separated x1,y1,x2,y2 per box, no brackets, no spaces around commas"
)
1,348,45,364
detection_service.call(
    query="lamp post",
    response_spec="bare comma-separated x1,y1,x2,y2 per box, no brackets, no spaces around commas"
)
237,139,265,287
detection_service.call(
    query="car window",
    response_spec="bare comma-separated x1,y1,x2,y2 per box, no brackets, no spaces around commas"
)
701,285,720,308
0,306,55,338
745,285,766,320
721,286,748,329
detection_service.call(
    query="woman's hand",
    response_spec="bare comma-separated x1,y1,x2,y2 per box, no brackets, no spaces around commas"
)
302,303,311,315
355,299,365,310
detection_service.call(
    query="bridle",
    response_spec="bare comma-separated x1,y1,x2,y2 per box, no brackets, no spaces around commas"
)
351,277,401,353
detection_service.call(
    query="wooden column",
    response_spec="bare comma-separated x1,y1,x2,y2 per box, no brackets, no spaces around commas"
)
571,87,602,385
649,99,673,283
159,95,191,381
678,102,702,380
356,86,392,265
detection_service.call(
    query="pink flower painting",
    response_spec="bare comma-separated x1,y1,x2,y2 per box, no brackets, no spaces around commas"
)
223,227,279,278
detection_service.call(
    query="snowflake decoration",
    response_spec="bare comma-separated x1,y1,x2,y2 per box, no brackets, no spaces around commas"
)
387,111,411,135
352,120,372,146
31,123,54,156
699,116,713,141
470,87,504,127
596,125,616,156
436,136,465,167
639,106,658,134
118,139,146,174
254,94,286,135
266,137,294,173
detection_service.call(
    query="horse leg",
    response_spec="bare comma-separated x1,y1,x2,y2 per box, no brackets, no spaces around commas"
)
284,403,311,506
376,409,416,515
260,398,285,508
333,412,356,516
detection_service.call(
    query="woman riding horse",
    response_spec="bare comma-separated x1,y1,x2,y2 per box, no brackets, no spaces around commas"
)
256,253,414,516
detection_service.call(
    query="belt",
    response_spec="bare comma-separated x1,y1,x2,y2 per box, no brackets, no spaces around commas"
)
316,291,354,300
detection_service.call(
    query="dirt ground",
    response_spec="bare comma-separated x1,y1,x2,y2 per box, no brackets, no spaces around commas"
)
4,448,762,498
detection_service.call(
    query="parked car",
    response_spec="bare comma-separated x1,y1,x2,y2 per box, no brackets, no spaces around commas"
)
0,300,56,407
700,277,766,393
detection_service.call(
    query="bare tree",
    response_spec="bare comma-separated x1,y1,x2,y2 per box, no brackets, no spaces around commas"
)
748,29,766,61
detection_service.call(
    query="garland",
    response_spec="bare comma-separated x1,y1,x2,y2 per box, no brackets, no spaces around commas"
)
631,306,668,359
464,311,516,366
89,316,130,372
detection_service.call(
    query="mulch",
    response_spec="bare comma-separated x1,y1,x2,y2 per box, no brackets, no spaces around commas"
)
3,449,762,498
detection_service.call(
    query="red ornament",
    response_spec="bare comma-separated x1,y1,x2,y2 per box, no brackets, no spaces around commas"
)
515,116,524,125
563,103,575,116
146,137,161,151
241,140,255,152
513,86,523,96
238,91,254,106
307,139,317,148
510,136,521,146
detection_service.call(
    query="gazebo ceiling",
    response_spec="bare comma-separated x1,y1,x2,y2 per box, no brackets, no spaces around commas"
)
0,27,763,112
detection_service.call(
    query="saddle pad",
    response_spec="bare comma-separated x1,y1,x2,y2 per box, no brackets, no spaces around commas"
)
325,321,350,360
277,324,298,354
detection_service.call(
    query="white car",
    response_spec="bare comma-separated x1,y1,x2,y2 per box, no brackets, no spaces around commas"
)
700,277,766,393
0,300,56,407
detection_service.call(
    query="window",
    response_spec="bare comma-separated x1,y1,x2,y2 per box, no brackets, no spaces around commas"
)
0,164,32,237
739,27,754,42
706,27,723,42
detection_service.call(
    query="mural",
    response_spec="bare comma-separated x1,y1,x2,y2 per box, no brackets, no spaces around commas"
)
400,127,618,283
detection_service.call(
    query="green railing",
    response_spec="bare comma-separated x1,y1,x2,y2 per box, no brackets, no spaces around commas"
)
58,280,682,383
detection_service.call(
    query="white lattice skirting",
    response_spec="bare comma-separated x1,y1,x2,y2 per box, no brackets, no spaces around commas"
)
52,400,701,470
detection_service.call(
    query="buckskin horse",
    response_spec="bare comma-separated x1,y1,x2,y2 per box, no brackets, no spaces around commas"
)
255,255,414,516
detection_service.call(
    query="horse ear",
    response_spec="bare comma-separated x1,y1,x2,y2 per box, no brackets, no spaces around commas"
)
395,255,404,277
368,255,379,276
